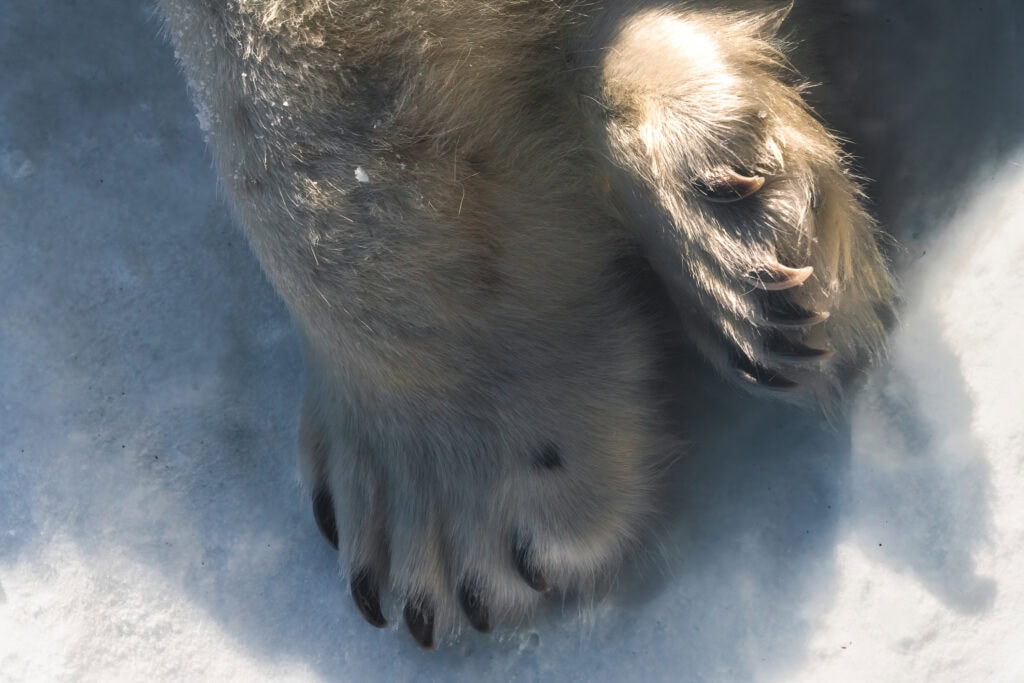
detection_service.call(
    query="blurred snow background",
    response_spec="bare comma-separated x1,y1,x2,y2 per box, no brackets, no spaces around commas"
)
1,1,1022,681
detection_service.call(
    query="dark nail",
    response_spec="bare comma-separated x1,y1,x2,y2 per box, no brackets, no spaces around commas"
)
404,597,436,649
458,578,491,633
512,537,548,592
758,299,830,328
733,353,800,390
312,487,338,549
765,337,834,363
350,569,387,628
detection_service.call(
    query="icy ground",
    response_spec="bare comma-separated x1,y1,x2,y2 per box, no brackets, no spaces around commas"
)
2,2,1023,681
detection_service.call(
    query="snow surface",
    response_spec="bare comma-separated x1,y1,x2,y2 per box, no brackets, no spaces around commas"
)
2,2,1023,681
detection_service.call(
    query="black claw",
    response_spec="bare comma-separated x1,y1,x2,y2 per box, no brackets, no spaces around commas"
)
458,578,492,633
733,353,800,391
512,537,548,592
765,336,834,363
350,569,387,628
312,487,338,549
404,597,436,650
758,298,830,328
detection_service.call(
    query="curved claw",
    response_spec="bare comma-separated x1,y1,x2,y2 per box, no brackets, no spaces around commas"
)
765,337,834,363
404,597,436,650
745,264,814,291
758,301,830,328
458,578,492,634
312,487,339,549
350,569,387,628
693,169,766,203
734,354,800,391
512,536,548,592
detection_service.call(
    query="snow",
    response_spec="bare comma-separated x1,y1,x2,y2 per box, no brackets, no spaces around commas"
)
2,1,1023,681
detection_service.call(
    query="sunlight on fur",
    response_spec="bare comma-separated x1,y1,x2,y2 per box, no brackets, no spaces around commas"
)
158,0,895,648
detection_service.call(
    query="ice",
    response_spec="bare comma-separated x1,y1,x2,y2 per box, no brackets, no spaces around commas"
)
2,1,1023,681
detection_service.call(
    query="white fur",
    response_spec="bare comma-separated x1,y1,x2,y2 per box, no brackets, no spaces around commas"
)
157,0,895,646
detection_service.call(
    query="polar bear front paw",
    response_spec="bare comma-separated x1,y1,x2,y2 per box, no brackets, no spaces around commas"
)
595,7,895,405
